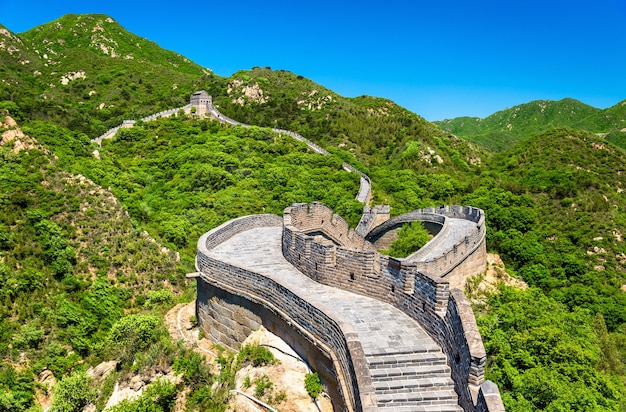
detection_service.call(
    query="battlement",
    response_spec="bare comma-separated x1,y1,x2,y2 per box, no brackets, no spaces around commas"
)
281,203,497,410
284,202,375,250
194,203,503,411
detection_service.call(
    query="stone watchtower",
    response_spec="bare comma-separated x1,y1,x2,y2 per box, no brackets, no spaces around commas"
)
190,90,212,115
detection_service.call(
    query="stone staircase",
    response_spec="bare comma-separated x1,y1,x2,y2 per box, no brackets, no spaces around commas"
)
367,347,463,411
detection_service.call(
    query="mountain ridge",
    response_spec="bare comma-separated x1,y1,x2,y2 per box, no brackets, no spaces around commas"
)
436,97,626,151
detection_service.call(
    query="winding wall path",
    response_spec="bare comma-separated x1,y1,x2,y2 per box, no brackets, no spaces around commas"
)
92,99,372,208
92,94,503,411
205,101,373,207
204,225,462,411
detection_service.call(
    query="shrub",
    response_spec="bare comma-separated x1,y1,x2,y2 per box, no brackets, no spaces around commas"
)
236,344,276,368
173,348,212,386
115,127,146,142
51,372,96,412
304,373,322,399
254,375,273,398
108,314,166,360
144,289,174,307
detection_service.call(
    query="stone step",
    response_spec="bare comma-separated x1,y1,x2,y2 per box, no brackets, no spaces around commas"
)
376,388,459,407
367,351,449,369
373,376,455,394
370,363,451,381
377,403,463,412
365,343,442,356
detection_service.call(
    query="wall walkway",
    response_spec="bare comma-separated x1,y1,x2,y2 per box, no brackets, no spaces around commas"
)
195,207,504,411
196,218,461,411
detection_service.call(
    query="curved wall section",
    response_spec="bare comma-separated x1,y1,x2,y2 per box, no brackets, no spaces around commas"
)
195,214,371,412
364,209,447,250
283,203,500,411
284,202,375,251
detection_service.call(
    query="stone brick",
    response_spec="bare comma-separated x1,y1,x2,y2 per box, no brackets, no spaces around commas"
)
194,203,501,411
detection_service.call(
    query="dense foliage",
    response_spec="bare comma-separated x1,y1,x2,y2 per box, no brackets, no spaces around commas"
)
88,116,363,264
465,129,626,409
477,286,622,411
436,98,626,151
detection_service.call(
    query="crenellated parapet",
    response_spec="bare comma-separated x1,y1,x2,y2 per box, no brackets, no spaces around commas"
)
281,202,501,411
284,202,374,250
194,204,503,411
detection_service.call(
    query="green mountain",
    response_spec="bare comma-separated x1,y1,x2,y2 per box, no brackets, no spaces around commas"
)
208,67,487,213
213,67,482,167
0,117,187,409
436,98,626,151
1,14,223,136
466,128,626,409
2,13,626,411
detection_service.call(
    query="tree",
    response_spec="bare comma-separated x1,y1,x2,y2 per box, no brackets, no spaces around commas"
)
51,372,95,412
382,221,431,258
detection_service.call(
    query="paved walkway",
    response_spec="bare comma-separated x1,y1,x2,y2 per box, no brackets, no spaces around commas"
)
208,226,462,411
407,218,477,263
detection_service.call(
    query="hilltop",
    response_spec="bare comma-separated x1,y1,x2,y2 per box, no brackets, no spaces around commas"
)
0,14,222,136
436,98,626,151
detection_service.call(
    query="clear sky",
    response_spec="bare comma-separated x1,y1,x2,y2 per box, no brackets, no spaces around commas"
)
1,0,625,120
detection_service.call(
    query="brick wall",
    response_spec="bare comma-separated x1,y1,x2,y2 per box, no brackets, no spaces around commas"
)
195,215,375,412
283,203,503,411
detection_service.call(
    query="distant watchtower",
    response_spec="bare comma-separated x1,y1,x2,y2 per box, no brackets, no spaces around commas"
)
190,90,211,115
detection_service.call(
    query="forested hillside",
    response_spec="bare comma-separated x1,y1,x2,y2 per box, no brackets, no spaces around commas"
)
436,98,626,151
2,13,626,411
0,14,224,136
464,129,626,409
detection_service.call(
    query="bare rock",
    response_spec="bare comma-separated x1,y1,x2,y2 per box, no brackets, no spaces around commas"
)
232,327,333,412
86,360,118,383
104,372,181,410
35,368,56,411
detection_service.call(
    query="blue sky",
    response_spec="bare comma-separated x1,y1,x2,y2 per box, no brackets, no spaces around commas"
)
1,0,625,120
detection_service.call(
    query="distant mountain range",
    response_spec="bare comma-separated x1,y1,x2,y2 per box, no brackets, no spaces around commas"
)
435,98,626,151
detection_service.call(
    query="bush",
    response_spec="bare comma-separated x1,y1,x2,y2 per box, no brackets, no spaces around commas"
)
254,375,273,398
236,344,276,368
51,372,96,412
304,373,322,399
115,126,146,142
173,348,212,386
144,289,174,307
108,314,166,358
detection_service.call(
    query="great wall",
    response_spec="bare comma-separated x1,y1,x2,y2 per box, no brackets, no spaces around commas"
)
95,91,505,411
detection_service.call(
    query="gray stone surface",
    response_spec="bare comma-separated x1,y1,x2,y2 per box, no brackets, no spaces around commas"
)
209,226,461,410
